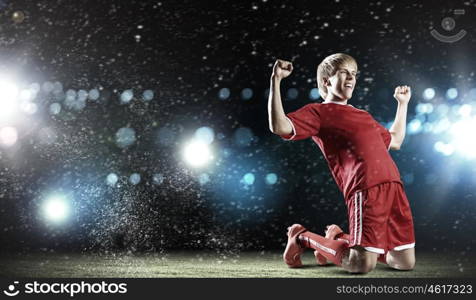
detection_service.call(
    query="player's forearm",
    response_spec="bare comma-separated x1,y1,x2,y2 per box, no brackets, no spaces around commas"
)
389,102,408,147
268,76,293,135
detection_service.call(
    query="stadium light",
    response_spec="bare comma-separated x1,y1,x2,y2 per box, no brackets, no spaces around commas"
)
182,139,214,167
450,117,476,159
0,79,19,119
0,126,18,147
42,195,70,223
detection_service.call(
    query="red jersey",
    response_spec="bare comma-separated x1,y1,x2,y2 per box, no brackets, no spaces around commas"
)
281,102,402,199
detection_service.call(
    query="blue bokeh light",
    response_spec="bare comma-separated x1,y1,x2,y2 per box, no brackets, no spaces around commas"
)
407,119,422,135
233,127,254,147
115,127,136,148
106,173,119,186
129,173,141,185
446,88,458,100
218,88,230,100
287,88,299,100
265,173,278,185
88,89,100,101
49,103,61,115
241,88,253,100
120,89,134,104
195,126,215,145
142,89,154,101
242,173,255,185
309,88,320,100
423,88,435,100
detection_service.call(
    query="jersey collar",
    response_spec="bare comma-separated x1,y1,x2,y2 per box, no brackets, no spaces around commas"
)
322,100,354,107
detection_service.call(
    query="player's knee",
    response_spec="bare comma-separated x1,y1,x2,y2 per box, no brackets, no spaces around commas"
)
348,255,377,274
357,260,376,274
389,257,415,271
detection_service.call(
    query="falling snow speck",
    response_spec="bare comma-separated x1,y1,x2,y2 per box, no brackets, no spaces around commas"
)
198,173,210,185
152,173,164,185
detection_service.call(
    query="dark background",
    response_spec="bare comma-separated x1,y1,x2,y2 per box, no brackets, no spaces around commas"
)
0,0,475,265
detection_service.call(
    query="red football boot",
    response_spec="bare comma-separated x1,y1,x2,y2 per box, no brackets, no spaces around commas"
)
315,224,344,265
283,224,307,268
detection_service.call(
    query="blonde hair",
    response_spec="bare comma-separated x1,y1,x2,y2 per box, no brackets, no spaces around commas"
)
317,53,357,99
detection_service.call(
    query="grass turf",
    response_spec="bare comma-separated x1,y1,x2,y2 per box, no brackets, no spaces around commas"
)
0,251,474,278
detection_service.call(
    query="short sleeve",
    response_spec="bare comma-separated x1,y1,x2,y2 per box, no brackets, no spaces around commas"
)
376,122,392,150
280,104,321,141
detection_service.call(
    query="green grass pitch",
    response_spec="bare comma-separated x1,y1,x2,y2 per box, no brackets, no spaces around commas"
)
1,251,474,278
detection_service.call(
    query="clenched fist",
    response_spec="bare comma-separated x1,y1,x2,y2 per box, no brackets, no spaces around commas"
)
272,59,293,80
393,85,411,104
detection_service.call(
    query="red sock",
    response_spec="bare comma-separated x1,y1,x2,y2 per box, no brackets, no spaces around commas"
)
335,232,351,243
298,231,349,266
332,232,388,264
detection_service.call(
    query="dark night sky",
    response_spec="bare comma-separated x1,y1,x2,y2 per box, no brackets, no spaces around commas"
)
0,0,475,264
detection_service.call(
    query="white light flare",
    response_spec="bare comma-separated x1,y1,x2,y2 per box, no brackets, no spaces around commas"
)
43,196,70,223
0,80,19,119
182,139,214,167
450,117,476,159
0,126,18,147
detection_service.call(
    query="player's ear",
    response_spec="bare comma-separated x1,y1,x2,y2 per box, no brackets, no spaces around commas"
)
323,77,331,87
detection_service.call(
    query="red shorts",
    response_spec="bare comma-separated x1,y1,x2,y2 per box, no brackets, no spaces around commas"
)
346,181,415,254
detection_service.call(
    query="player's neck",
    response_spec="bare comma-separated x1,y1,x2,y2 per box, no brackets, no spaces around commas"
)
323,95,349,105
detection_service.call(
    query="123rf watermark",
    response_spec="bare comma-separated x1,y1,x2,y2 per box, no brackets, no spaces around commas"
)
337,284,473,295
3,281,127,297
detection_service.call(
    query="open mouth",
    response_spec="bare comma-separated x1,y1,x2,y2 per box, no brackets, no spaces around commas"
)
344,83,353,90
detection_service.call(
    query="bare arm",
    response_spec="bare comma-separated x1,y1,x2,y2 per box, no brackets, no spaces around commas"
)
389,86,411,150
268,59,293,136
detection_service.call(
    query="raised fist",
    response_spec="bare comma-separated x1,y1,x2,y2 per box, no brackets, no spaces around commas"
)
393,85,411,104
272,59,293,80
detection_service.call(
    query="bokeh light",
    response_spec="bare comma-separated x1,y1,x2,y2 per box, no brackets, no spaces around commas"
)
183,139,213,167
129,173,141,185
0,79,19,119
309,88,320,100
115,127,136,148
42,195,70,223
446,88,458,100
106,173,119,186
240,88,253,100
218,88,230,100
120,89,133,104
423,88,435,100
286,88,298,100
265,173,278,185
0,126,18,147
242,173,255,185
195,126,215,145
